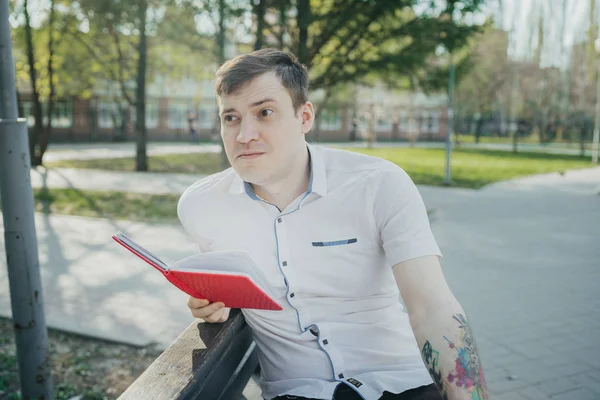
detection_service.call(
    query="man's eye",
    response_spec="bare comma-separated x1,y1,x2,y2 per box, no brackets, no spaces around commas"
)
259,109,273,117
224,115,238,122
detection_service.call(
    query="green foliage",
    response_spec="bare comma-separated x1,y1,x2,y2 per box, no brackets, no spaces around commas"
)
294,0,485,91
12,2,98,100
454,22,510,117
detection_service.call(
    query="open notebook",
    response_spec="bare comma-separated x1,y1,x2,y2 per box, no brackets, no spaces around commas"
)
112,231,283,311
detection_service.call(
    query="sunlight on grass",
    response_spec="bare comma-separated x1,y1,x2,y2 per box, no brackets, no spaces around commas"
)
46,146,593,189
20,188,180,221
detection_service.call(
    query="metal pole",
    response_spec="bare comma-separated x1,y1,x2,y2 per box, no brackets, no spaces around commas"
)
444,53,454,185
593,43,600,164
0,0,53,398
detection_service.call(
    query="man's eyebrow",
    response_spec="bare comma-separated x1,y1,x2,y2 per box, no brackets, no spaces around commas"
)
250,98,277,108
221,98,277,116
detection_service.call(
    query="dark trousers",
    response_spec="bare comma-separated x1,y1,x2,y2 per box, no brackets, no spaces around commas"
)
272,383,443,400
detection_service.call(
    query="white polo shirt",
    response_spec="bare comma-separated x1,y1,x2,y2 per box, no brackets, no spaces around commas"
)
177,144,442,400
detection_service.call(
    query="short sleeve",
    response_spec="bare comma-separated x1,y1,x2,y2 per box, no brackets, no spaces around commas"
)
373,164,442,266
177,190,211,253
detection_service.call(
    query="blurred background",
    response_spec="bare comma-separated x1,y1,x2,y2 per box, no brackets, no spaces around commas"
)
1,0,600,399
8,0,600,163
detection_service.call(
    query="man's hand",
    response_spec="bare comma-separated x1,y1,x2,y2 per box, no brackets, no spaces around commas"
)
187,297,231,323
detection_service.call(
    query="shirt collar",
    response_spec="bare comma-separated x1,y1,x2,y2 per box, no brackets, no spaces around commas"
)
228,142,328,197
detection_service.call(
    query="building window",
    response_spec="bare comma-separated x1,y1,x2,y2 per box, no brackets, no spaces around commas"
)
429,111,440,134
319,109,341,131
421,110,440,134
146,101,159,129
375,108,392,132
21,101,73,128
399,110,408,133
168,102,191,129
198,101,218,129
51,102,72,128
130,102,159,128
408,112,418,133
98,102,123,128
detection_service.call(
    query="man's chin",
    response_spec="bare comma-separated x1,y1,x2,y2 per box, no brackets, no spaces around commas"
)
233,166,265,185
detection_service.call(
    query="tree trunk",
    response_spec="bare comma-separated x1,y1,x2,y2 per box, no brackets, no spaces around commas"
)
580,126,586,157
218,0,229,170
475,117,484,144
312,90,331,142
23,0,43,166
135,0,148,172
254,0,265,50
297,0,310,65
278,0,287,49
40,0,56,163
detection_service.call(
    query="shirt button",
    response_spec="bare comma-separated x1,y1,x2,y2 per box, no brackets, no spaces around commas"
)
322,339,328,345
277,217,282,223
282,261,288,266
338,374,344,379
289,293,295,298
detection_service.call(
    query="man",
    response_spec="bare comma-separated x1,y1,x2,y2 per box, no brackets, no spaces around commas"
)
178,48,488,400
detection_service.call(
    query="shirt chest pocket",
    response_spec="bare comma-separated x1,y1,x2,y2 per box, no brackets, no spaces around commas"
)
311,238,358,247
298,236,385,295
305,236,371,268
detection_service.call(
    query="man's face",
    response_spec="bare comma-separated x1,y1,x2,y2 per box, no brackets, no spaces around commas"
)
218,72,314,185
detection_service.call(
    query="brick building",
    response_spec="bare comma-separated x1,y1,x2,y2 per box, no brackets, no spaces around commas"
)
18,73,449,143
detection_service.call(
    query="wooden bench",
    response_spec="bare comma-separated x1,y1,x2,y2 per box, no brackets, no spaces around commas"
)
118,309,260,400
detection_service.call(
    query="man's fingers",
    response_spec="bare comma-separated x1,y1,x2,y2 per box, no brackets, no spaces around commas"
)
218,307,231,322
190,301,225,319
203,306,230,323
188,296,210,309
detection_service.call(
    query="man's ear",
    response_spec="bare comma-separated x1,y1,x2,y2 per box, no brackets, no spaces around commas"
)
300,101,315,134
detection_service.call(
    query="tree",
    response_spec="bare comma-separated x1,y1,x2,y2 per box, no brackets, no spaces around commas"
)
300,0,483,91
455,24,510,143
12,0,95,165
22,0,44,165
254,0,266,50
75,0,167,171
184,0,249,168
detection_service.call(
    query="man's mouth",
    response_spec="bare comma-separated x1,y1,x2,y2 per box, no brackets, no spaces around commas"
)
238,152,264,159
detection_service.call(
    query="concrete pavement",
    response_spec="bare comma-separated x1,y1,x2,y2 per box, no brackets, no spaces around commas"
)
30,167,201,195
3,155,600,398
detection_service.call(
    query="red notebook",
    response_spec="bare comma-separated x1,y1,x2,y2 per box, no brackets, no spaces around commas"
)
112,231,283,311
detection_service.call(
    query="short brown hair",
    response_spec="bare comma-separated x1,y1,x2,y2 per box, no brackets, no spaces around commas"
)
215,48,309,113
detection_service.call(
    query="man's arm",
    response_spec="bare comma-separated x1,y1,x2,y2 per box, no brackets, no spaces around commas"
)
393,255,488,400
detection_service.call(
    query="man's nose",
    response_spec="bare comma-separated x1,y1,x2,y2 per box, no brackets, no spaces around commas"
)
237,119,260,143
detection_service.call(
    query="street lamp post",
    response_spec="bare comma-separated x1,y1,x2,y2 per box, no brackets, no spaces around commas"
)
444,52,455,185
0,0,53,398
592,38,600,164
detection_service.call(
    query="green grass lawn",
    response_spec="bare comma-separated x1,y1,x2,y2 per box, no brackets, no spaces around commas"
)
453,133,541,145
47,147,593,189
46,153,225,175
454,133,592,148
345,147,592,188
0,188,180,222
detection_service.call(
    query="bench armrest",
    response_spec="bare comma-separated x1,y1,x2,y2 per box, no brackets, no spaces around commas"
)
118,309,259,400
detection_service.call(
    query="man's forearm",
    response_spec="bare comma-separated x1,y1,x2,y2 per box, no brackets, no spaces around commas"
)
410,305,488,400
